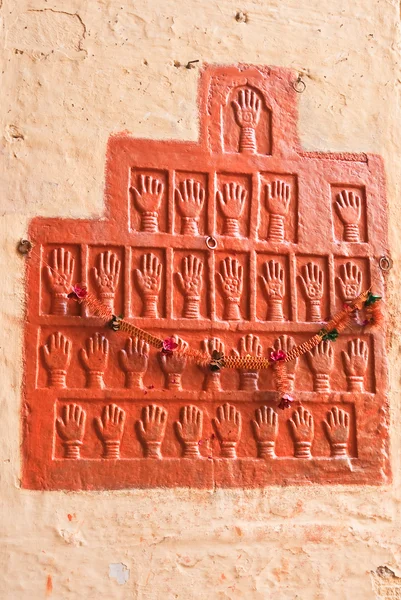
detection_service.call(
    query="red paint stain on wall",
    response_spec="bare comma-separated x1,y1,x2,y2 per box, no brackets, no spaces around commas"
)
46,575,53,596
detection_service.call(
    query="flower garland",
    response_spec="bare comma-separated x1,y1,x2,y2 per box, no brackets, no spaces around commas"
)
68,285,383,410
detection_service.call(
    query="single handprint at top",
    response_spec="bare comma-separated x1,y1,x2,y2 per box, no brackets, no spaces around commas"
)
213,403,242,458
232,88,261,153
200,337,225,391
119,337,149,389
56,403,86,459
342,338,369,392
337,261,362,302
260,260,285,321
272,335,297,391
218,257,243,321
307,340,334,392
175,179,205,235
324,406,350,457
42,331,72,388
136,404,168,458
216,182,247,237
45,247,75,315
289,406,314,458
134,253,163,318
252,406,278,458
176,255,204,319
266,180,291,242
92,251,121,311
335,189,361,242
80,332,109,389
159,335,188,390
175,405,203,458
95,403,126,459
131,174,164,232
232,334,263,392
299,262,324,322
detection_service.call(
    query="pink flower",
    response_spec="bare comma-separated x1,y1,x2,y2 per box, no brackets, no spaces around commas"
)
269,350,287,362
278,394,294,410
162,337,178,354
67,284,87,301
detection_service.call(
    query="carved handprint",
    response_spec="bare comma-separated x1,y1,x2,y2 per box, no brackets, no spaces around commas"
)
337,262,362,302
216,182,246,236
131,174,163,232
135,253,162,318
137,404,168,458
289,406,314,458
218,257,243,321
324,407,350,457
252,406,278,458
342,338,368,392
213,403,242,458
45,247,75,315
261,260,285,321
232,334,263,392
175,405,203,458
176,255,203,318
95,404,126,459
175,179,205,235
92,251,121,311
119,337,149,389
232,88,261,153
80,333,109,389
335,190,361,242
201,337,225,391
159,335,188,390
266,180,291,242
42,332,71,388
307,340,334,392
56,403,86,459
299,262,324,322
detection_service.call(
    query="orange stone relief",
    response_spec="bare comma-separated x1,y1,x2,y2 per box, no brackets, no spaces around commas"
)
22,65,390,489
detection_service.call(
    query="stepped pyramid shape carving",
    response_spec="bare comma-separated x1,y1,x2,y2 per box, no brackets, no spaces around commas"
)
23,65,389,489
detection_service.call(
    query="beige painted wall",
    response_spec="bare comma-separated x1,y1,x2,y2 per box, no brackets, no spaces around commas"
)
1,0,401,598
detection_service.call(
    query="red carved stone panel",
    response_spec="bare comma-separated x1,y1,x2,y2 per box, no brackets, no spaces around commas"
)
22,65,390,490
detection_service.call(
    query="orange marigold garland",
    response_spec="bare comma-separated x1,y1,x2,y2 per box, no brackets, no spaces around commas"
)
68,285,384,409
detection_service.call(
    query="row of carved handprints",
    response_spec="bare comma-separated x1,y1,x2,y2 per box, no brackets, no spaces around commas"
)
46,247,364,321
132,174,362,243
56,403,350,460
42,332,369,393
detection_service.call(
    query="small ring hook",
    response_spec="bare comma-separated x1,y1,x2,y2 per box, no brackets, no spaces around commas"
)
379,255,393,272
292,75,306,94
205,236,217,250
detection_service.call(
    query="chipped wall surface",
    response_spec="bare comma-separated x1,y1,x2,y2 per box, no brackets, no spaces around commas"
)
1,0,401,598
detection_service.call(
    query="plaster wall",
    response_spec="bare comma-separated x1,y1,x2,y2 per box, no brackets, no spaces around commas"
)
1,0,401,597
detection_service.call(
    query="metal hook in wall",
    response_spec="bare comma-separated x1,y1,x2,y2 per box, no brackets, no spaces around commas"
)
292,74,306,94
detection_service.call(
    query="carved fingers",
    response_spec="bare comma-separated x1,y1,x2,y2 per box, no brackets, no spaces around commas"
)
42,332,71,373
252,406,278,458
217,182,247,220
324,407,349,457
232,88,261,129
137,404,168,458
266,179,291,216
95,404,126,459
335,190,361,225
56,403,86,458
92,251,121,294
175,179,205,220
132,175,163,213
289,406,314,458
213,403,242,457
337,261,362,301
